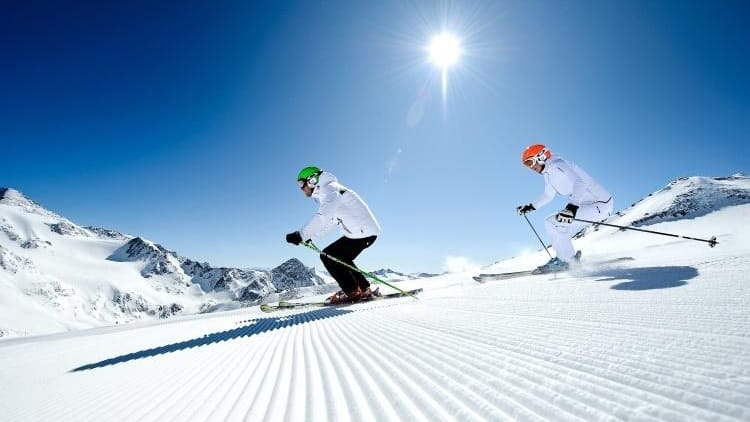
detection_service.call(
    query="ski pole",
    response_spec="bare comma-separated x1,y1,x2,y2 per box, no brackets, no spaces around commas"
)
523,214,554,259
300,241,420,300
573,218,718,248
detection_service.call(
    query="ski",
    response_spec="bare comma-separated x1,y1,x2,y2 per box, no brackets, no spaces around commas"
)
473,257,634,283
260,288,423,313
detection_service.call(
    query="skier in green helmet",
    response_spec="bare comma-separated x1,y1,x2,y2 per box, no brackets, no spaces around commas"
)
286,166,382,304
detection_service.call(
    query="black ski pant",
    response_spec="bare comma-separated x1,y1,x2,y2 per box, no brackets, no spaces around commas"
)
320,235,377,295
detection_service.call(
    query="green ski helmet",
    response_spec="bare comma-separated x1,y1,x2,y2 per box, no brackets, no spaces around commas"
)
297,166,322,188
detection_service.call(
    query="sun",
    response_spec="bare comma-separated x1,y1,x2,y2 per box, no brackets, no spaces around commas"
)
427,32,462,105
428,33,461,69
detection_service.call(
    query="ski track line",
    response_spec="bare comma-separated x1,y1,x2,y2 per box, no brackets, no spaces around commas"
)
202,318,283,422
355,303,583,421
123,321,269,421
373,310,629,422
432,300,750,380
118,316,281,422
117,320,271,422
435,296,750,347
7,362,95,421
162,320,278,422
368,316,596,420
223,311,356,421
344,314,524,422
1,347,65,421
321,315,409,421
458,310,750,393
340,314,466,421
4,288,749,422
239,320,295,420
284,322,308,422
222,321,288,421
352,307,515,421
383,310,652,420
320,302,493,421
364,300,544,421
19,330,193,422
0,337,85,372
427,298,750,356
412,302,742,416
300,320,326,422
292,316,357,421
146,332,250,421
304,315,356,421
336,320,448,422
434,318,750,420
29,347,167,422
325,314,427,421
315,315,391,421
197,319,290,421
216,304,454,422
259,319,298,421
428,304,750,418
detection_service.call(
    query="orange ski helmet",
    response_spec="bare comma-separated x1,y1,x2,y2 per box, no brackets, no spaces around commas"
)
521,144,551,168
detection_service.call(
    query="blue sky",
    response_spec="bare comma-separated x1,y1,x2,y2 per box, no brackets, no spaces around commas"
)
2,0,748,273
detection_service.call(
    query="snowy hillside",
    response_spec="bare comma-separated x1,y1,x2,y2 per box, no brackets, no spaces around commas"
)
0,188,327,339
372,268,440,282
0,174,748,421
576,174,750,240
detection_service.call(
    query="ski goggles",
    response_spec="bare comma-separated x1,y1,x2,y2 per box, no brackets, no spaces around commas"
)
523,151,548,168
298,177,316,189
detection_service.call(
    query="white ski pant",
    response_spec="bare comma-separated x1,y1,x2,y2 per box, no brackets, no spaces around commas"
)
544,199,614,262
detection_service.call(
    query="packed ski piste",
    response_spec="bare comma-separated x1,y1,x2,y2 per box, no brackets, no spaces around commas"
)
2,149,748,421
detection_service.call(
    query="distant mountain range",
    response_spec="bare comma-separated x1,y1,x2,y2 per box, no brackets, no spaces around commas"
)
372,268,440,282
0,188,329,338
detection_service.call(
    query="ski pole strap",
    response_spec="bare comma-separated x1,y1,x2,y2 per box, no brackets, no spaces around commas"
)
300,241,420,300
573,218,718,247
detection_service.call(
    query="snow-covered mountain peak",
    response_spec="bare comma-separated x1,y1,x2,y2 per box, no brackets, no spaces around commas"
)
84,226,130,240
110,237,167,261
270,258,324,290
0,187,66,221
610,174,750,227
0,188,24,201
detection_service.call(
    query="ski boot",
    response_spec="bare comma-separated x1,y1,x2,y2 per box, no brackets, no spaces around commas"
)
325,287,364,305
359,286,380,301
533,257,570,274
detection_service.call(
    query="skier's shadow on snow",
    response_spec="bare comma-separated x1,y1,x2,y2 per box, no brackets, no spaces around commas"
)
591,266,698,290
70,307,353,372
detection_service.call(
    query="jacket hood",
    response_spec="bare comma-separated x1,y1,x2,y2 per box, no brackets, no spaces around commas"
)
311,172,339,201
541,156,563,174
316,171,338,186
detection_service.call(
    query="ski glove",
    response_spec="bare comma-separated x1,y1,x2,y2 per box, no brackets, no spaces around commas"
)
517,204,536,215
286,231,303,245
555,204,579,224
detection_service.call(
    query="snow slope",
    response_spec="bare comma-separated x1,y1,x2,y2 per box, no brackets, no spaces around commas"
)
0,189,329,338
1,176,749,421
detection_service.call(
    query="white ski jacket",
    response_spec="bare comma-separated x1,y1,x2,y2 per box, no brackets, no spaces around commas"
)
532,156,612,209
300,172,381,242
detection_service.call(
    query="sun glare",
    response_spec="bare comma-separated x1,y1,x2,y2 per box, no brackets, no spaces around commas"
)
428,32,462,106
428,33,461,69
